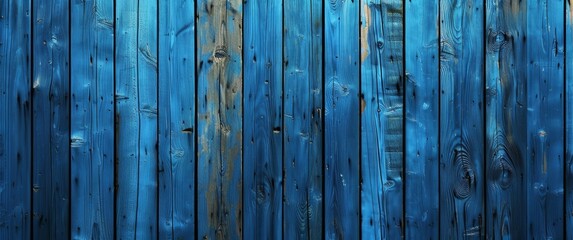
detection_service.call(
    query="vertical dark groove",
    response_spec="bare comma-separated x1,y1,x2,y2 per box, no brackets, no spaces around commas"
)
563,0,567,238
321,0,326,239
194,0,199,239
239,0,244,238
482,0,487,237
155,0,160,238
113,0,118,238
357,0,362,239
134,1,141,237
401,1,406,237
437,0,442,238
30,0,35,238
281,1,285,239
68,0,72,238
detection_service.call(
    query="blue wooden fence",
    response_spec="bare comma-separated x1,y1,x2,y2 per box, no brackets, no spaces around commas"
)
1,0,573,239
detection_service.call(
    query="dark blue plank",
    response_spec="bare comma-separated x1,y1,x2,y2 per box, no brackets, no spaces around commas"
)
324,0,359,239
567,1,573,238
0,0,32,238
115,0,158,238
526,0,565,238
283,0,323,239
70,0,115,239
404,0,439,238
440,0,485,238
197,0,243,239
32,0,70,238
158,0,196,239
485,0,527,238
244,0,283,239
360,0,404,238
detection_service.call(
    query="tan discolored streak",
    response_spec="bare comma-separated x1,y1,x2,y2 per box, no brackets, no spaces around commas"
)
569,0,573,24
361,3,371,62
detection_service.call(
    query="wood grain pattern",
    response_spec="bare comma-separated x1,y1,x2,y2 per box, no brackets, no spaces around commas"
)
440,0,485,238
0,0,32,238
197,0,243,239
158,0,196,239
115,0,158,239
567,0,573,238
32,0,70,238
526,0,565,238
485,0,527,238
360,0,404,239
283,0,323,239
324,0,359,239
404,0,439,238
70,0,115,239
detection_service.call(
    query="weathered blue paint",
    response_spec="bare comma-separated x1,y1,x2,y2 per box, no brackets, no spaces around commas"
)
115,0,158,239
324,0,359,239
405,0,439,238
158,0,196,239
567,1,573,238
32,0,69,238
244,1,283,239
197,0,243,239
360,0,404,239
0,0,32,238
283,0,323,239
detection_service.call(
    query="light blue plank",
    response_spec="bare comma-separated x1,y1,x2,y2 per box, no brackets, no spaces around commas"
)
197,0,243,239
70,0,115,239
158,0,195,239
324,0,359,239
115,0,158,238
243,0,283,239
0,0,32,238
440,0,485,238
283,0,323,239
404,0,439,238
32,0,70,238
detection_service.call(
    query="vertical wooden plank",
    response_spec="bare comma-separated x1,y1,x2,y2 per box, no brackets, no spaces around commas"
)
243,0,282,239
526,0,565,238
283,0,323,239
197,0,243,239
70,0,115,238
32,0,70,238
567,0,573,238
0,0,32,238
360,0,404,239
485,0,527,238
404,0,439,238
324,0,359,239
440,0,485,238
158,0,195,239
115,0,158,238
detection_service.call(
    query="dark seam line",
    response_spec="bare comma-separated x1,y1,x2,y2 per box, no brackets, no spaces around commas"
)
239,0,244,238
437,0,442,238
155,0,160,238
482,0,487,237
563,0,568,238
67,0,72,238
321,1,326,239
194,1,199,240
357,1,362,239
281,1,285,240
30,0,35,238
401,1,406,238
113,0,118,239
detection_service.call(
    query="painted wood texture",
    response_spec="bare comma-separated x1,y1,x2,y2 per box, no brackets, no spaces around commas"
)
158,0,195,239
283,0,323,239
197,0,242,239
404,0,439,239
440,0,485,238
324,0,359,239
567,1,573,238
115,0,158,239
70,0,115,239
360,0,404,239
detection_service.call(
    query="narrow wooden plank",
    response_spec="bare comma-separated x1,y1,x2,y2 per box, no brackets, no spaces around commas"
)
526,0,565,238
283,0,323,239
243,0,282,239
360,0,404,238
158,0,195,239
485,0,527,238
404,0,439,238
197,0,243,239
115,0,158,238
440,0,485,238
70,0,115,239
0,0,32,238
32,0,70,238
324,0,359,239
567,0,573,238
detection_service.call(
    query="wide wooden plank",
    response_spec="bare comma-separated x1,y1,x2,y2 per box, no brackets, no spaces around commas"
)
115,0,158,238
0,0,32,238
485,0,527,238
324,0,359,239
404,0,439,238
526,0,565,238
158,1,196,239
283,0,323,239
567,0,573,238
197,0,243,239
243,0,282,239
360,0,404,238
32,0,70,238
440,0,485,238
70,0,115,239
